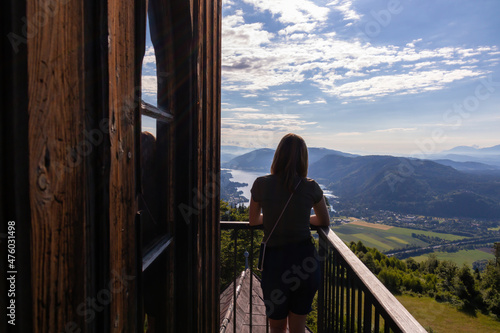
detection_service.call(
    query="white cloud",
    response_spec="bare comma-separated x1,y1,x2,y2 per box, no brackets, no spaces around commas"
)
372,127,417,133
234,113,300,120
223,110,317,133
142,75,157,96
222,9,498,99
219,0,500,155
243,0,329,27
316,69,488,99
336,132,362,136
143,46,156,66
327,0,361,21
222,118,315,131
222,107,261,112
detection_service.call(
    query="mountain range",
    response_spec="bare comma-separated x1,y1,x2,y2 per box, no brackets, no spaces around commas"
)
222,145,500,219
427,144,500,168
223,147,356,172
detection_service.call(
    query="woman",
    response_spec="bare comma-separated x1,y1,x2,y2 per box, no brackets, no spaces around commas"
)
249,133,330,333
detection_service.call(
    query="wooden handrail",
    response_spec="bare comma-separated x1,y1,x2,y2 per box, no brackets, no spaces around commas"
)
317,226,427,332
140,100,174,123
220,221,263,230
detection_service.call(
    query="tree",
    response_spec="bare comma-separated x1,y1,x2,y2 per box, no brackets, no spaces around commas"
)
455,265,480,310
405,257,419,272
378,268,402,293
355,240,367,254
494,242,500,266
421,253,439,274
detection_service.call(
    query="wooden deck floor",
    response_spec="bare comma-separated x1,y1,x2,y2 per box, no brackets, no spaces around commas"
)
220,269,313,333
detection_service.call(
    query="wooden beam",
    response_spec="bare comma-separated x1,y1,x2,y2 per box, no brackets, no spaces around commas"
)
27,0,86,331
107,0,141,331
140,101,174,123
193,0,221,330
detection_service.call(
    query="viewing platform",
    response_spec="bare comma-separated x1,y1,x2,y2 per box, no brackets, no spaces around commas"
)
220,222,427,333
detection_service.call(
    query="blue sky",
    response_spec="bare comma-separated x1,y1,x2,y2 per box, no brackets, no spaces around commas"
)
142,0,500,156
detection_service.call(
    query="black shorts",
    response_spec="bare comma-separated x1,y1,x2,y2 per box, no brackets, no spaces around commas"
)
261,239,321,320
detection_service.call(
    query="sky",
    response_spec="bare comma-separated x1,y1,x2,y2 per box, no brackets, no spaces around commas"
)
142,0,500,156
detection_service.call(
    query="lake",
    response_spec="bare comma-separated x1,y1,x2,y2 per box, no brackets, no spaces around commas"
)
224,169,266,206
225,168,337,209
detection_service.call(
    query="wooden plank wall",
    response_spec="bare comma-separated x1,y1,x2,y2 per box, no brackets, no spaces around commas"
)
27,1,87,331
151,0,221,331
107,0,144,330
13,0,144,332
147,0,177,331
193,0,222,331
2,0,221,331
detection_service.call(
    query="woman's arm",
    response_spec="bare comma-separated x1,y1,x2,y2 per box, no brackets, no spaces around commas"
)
249,197,263,226
310,196,330,227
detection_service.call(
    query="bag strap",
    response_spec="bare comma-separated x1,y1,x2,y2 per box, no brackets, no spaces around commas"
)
262,179,302,245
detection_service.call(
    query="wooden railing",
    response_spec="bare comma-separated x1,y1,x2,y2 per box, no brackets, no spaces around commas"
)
317,226,427,333
220,222,427,333
220,222,267,333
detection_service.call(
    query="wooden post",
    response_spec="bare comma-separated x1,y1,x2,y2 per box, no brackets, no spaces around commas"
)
27,0,86,331
107,0,142,331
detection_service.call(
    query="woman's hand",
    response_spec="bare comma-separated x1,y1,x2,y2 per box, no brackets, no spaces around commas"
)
249,197,263,226
310,197,330,227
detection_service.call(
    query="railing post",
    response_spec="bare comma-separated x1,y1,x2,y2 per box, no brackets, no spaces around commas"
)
357,285,362,333
335,254,340,332
340,264,345,333
233,229,237,333
317,236,325,333
345,267,351,332
363,292,372,333
249,228,253,333
350,276,356,332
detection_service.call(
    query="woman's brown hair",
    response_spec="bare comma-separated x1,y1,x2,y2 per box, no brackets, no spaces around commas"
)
270,133,308,192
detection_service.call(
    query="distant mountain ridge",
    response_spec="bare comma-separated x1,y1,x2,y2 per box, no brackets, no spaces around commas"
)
441,144,500,155
429,144,500,167
222,145,500,218
222,147,355,171
432,159,500,173
309,154,500,218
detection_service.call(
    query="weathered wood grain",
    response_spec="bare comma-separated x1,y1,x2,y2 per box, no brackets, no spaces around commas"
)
194,0,222,331
107,0,140,331
27,0,86,332
14,0,222,331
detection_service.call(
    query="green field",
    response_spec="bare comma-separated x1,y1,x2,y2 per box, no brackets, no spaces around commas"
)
331,222,467,252
412,249,495,267
396,295,500,332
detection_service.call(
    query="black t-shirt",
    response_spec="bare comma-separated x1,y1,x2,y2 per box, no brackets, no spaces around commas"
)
251,174,323,247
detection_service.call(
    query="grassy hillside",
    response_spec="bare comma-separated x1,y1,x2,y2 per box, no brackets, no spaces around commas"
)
412,249,495,267
331,219,467,252
396,295,500,332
